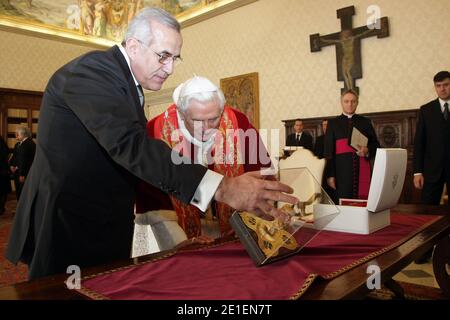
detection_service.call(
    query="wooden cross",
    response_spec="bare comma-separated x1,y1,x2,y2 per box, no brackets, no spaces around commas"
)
310,6,389,94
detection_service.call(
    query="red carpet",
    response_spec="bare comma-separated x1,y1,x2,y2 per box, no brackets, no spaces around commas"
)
0,196,28,288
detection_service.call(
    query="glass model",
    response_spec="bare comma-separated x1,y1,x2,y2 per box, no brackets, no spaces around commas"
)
230,167,339,266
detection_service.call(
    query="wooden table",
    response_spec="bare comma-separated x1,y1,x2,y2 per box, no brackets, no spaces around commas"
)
302,205,450,299
0,204,448,300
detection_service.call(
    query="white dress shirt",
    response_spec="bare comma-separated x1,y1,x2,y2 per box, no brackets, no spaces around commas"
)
439,98,450,113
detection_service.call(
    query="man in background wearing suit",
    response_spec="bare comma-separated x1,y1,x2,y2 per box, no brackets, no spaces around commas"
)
413,70,450,204
9,126,36,200
413,70,450,263
313,119,335,201
0,135,11,215
313,119,328,159
6,8,296,280
285,119,313,151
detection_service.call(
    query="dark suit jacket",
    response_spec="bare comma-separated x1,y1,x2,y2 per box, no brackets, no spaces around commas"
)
16,138,36,177
286,132,313,150
313,135,325,159
6,46,208,279
9,142,19,168
0,136,11,195
413,98,450,182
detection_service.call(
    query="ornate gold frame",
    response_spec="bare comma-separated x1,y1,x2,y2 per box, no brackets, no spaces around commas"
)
0,0,258,48
220,72,259,129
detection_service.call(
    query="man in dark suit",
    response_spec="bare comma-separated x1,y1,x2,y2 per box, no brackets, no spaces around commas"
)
6,8,296,280
0,135,11,215
313,119,335,201
9,126,36,200
313,119,328,159
413,70,450,204
412,71,450,263
285,119,313,151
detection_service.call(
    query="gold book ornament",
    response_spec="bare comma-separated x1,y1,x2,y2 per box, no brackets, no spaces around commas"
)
280,193,321,223
238,192,321,258
240,212,298,258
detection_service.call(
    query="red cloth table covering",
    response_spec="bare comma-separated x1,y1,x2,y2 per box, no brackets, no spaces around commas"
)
77,214,439,300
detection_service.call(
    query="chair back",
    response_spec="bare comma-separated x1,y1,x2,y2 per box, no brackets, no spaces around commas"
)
278,148,326,202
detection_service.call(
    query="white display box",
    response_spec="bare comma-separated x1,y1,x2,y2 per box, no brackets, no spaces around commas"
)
314,148,407,234
314,204,390,234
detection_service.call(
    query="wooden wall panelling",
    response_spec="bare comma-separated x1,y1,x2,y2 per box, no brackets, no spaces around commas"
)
0,88,43,149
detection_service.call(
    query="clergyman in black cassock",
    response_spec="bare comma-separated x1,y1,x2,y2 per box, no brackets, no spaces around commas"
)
324,90,380,203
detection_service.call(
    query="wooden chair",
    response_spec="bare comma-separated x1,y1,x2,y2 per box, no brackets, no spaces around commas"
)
131,210,188,258
278,147,326,208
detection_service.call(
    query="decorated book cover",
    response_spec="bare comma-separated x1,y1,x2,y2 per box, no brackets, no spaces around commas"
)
230,167,339,266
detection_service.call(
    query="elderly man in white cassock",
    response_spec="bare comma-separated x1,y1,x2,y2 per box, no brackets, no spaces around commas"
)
134,76,272,252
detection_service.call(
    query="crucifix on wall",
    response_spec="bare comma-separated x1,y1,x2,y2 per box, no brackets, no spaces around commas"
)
310,5,389,94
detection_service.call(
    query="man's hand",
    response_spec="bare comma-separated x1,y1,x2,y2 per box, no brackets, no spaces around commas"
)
327,177,336,190
214,171,298,218
19,176,25,183
356,145,369,157
413,174,424,190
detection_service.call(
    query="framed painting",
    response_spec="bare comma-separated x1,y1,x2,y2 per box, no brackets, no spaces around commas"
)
220,72,259,129
0,0,258,47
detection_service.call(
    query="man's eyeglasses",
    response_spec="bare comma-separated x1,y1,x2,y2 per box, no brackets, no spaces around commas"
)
137,39,182,66
153,51,183,66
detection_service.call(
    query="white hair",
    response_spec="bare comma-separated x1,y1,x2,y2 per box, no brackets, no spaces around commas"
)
123,8,180,46
16,126,31,138
179,91,226,113
173,76,226,113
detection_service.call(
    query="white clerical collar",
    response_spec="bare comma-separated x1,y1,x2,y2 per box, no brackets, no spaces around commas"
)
118,45,139,87
176,110,218,166
343,112,354,118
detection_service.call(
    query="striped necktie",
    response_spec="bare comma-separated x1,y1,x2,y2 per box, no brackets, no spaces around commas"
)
137,84,144,107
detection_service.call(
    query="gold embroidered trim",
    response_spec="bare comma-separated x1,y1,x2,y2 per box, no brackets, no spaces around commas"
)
76,215,441,300
322,215,441,279
76,239,240,299
289,273,318,300
76,286,110,300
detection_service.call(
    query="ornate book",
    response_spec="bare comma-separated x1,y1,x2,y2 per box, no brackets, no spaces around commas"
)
230,167,339,266
229,211,300,266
